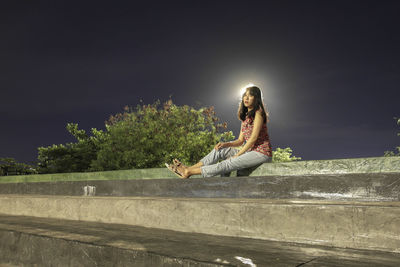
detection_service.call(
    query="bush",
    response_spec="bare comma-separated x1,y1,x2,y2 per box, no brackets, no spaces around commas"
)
37,123,104,173
384,117,400,157
90,100,234,170
37,100,234,173
0,157,37,176
272,147,301,162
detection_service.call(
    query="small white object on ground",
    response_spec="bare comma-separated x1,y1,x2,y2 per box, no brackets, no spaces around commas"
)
235,256,257,267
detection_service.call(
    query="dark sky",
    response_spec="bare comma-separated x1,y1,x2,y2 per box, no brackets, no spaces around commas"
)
1,0,399,164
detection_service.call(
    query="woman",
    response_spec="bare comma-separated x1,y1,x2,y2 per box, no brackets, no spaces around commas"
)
167,85,272,178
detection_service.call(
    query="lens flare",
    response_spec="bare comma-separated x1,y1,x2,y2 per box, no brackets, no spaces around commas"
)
239,83,255,97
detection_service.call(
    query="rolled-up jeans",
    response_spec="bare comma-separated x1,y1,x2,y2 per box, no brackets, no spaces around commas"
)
199,147,271,178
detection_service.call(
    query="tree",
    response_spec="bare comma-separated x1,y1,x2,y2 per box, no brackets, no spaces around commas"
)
37,100,234,172
37,123,104,173
384,117,400,157
90,100,234,170
0,157,37,176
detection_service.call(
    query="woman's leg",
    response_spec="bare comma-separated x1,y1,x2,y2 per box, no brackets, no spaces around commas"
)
175,147,238,178
174,159,203,170
187,161,203,170
200,151,270,178
199,147,238,166
177,147,237,169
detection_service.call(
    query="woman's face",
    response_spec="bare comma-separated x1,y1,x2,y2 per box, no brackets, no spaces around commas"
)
243,90,255,109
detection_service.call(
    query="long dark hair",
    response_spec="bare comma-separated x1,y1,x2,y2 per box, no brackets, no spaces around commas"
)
237,86,269,123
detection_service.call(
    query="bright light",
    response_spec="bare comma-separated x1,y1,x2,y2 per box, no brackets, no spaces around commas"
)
239,83,255,97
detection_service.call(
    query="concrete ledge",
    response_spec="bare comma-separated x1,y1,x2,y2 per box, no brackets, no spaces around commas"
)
1,156,399,183
1,195,400,253
1,215,400,267
251,156,400,176
0,172,399,201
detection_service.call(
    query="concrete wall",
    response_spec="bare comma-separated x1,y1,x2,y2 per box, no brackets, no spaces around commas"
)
0,173,399,201
1,195,399,253
1,156,399,183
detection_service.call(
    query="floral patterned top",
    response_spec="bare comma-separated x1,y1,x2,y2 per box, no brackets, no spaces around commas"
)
241,115,272,157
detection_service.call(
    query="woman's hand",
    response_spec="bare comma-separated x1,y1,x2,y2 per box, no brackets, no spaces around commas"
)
214,142,228,150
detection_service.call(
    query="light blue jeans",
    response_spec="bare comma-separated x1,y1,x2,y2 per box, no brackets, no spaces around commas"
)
199,147,271,177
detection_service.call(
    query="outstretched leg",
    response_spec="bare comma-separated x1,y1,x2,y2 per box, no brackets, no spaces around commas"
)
200,147,238,166
175,164,202,178
174,159,203,171
174,147,238,178
201,151,270,178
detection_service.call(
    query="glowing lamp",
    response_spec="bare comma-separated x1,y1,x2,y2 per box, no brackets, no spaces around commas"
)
239,83,255,97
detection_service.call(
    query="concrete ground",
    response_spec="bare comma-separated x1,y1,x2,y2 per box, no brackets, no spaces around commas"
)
1,214,400,266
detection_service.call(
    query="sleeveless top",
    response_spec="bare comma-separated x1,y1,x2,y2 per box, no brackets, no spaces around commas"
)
241,114,272,157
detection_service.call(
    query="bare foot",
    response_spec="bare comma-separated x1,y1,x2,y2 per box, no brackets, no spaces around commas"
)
175,164,190,179
173,158,186,168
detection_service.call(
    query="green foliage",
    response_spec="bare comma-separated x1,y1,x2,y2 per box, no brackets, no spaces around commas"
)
384,117,400,157
0,157,37,176
37,123,104,173
90,100,234,170
272,147,301,163
37,100,234,173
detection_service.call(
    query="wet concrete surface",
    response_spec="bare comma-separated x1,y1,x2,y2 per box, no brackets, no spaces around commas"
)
0,172,399,201
1,214,400,266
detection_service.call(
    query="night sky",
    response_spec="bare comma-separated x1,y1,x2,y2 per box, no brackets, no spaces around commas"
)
1,1,399,164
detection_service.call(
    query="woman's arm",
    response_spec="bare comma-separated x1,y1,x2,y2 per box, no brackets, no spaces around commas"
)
214,128,245,150
234,110,263,157
227,131,245,147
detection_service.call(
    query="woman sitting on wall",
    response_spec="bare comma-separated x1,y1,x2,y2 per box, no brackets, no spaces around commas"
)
166,85,272,178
